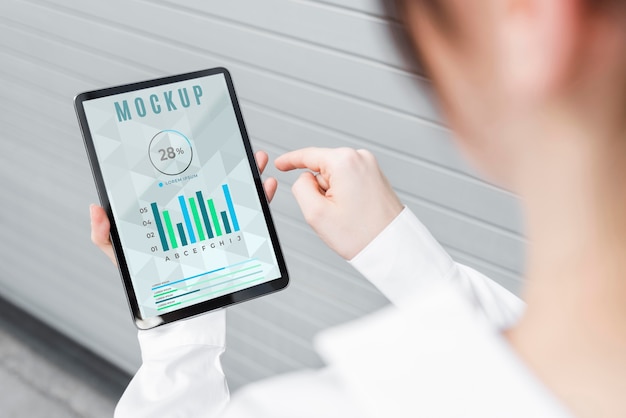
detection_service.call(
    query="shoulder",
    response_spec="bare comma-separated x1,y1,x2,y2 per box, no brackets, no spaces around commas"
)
223,368,362,418
314,282,572,418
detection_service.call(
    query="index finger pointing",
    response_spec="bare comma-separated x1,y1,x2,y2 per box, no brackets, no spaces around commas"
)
275,147,332,172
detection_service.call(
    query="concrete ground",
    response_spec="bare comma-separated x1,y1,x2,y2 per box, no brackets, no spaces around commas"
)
0,296,130,417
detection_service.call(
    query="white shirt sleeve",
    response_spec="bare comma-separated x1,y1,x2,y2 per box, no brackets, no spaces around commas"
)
115,309,229,418
116,207,524,417
349,207,524,327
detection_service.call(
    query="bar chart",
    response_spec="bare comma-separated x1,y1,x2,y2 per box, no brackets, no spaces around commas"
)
151,184,240,252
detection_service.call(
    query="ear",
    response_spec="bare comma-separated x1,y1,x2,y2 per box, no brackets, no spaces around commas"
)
498,0,585,101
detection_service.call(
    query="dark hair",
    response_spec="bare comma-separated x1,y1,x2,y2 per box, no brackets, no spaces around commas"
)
386,0,454,33
382,0,621,77
379,0,456,77
387,0,622,35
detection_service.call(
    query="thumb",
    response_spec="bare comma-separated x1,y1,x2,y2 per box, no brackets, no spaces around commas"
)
292,171,327,222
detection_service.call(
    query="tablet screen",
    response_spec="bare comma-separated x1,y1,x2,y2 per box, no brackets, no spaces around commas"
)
79,69,286,323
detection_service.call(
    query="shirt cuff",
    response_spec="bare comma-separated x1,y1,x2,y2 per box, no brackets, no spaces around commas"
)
137,309,226,360
348,207,456,307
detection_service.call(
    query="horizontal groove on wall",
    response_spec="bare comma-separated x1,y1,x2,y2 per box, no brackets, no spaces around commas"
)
0,0,524,392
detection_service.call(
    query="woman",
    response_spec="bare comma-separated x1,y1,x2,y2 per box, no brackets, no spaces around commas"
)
91,0,626,416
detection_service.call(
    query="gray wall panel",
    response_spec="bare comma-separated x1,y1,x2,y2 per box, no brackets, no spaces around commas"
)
0,0,524,392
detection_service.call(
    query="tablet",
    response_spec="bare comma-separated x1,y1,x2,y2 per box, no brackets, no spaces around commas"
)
75,68,289,329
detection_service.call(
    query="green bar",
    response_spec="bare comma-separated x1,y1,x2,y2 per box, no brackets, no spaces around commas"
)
158,302,182,311
207,199,222,236
155,264,262,298
154,288,178,298
180,276,266,305
163,211,178,249
189,197,205,241
175,264,262,292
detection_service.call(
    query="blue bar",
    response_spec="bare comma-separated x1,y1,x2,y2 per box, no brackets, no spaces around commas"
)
178,195,196,243
151,258,258,290
150,202,169,251
176,223,188,246
222,184,240,232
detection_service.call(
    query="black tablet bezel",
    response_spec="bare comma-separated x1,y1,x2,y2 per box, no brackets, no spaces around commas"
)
75,67,289,329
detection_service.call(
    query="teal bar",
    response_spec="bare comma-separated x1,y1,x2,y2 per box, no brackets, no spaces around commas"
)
150,202,169,251
220,211,232,234
176,223,188,246
196,191,214,239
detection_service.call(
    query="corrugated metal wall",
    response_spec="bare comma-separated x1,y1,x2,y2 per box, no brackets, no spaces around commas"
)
0,0,524,390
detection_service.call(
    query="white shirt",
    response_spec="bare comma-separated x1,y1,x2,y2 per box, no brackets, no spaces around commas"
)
115,208,574,417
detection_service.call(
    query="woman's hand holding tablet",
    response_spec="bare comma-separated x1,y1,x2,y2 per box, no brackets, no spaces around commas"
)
76,68,289,329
